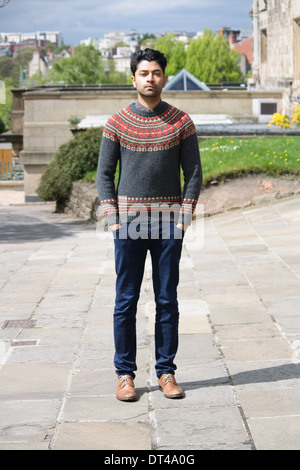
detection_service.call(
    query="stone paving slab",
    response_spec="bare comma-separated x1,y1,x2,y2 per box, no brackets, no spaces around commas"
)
0,196,299,450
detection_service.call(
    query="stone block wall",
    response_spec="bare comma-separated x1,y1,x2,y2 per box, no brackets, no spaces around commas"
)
64,181,104,222
253,0,300,114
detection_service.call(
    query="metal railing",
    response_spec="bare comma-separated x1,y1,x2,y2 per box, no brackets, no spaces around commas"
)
0,160,24,180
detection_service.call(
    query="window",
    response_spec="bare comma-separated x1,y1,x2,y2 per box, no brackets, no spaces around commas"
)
186,77,201,91
261,102,277,115
259,0,267,12
169,76,184,90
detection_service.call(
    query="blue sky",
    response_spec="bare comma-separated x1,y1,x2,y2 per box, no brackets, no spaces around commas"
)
0,0,253,45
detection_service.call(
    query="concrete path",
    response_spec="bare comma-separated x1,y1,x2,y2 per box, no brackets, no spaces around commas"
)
0,197,299,450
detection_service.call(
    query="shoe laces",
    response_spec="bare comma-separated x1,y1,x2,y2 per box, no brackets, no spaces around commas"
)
118,375,133,387
162,374,175,384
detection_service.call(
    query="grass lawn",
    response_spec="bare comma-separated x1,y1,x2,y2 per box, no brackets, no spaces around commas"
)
200,136,300,186
84,136,300,187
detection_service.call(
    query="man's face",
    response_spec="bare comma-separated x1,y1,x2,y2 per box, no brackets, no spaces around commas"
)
131,60,167,99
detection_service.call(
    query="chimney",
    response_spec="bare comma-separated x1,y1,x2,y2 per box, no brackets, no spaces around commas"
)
229,32,237,47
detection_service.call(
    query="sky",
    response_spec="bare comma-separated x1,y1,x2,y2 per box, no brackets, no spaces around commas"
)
0,0,253,45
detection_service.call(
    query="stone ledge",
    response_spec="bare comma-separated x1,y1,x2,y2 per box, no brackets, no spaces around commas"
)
64,181,104,222
0,180,24,189
65,176,300,224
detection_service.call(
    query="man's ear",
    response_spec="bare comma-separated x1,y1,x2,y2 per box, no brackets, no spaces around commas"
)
131,75,136,89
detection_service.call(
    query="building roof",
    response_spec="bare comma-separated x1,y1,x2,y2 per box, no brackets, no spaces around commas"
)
233,37,253,65
164,69,210,91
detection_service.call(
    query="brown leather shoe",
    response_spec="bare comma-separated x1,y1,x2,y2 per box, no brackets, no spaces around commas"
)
116,375,138,402
158,373,185,399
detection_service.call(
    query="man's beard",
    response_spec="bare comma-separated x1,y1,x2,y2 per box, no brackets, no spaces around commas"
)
139,85,161,98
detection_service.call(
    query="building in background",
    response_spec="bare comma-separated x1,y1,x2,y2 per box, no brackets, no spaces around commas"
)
234,37,253,76
219,27,253,77
0,31,63,56
251,0,300,114
80,30,141,75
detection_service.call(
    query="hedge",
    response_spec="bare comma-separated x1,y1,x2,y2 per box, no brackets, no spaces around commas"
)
37,127,103,211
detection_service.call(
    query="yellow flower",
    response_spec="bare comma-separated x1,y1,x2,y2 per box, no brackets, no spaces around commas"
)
268,113,290,128
292,104,300,127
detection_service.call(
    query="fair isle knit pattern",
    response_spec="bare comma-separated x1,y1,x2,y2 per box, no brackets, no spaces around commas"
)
103,104,196,152
96,101,202,226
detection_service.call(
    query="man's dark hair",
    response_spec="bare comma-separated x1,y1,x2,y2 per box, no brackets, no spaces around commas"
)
130,48,167,76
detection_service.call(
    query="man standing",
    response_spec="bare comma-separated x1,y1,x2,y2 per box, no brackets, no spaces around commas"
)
96,48,202,401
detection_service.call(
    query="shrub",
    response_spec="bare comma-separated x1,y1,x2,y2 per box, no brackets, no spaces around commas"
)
37,127,103,211
0,117,5,134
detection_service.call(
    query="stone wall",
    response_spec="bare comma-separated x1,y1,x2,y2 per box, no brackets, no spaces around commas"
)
253,0,300,114
64,175,300,223
64,181,104,222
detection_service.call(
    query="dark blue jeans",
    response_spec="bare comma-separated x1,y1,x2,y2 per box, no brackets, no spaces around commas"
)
113,221,184,379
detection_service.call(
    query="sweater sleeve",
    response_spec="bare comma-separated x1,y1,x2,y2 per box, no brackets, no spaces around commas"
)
96,126,120,226
178,122,202,226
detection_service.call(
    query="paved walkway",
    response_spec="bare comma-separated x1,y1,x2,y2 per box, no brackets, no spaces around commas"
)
0,197,300,450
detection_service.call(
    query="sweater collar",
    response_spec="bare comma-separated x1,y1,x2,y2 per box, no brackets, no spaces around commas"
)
130,100,169,116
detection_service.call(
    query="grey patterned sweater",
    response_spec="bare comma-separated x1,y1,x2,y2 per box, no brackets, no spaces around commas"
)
96,101,202,226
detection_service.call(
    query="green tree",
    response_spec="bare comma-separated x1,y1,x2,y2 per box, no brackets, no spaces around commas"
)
49,44,127,85
0,57,19,84
154,34,186,76
0,82,13,130
139,33,156,47
186,29,243,83
0,49,34,87
14,48,34,70
49,44,106,84
0,49,36,131
103,58,128,84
